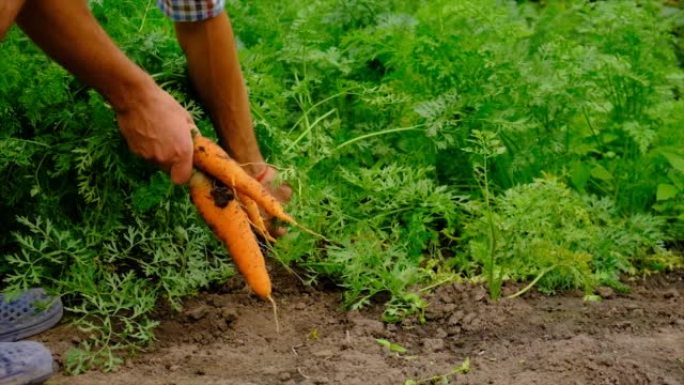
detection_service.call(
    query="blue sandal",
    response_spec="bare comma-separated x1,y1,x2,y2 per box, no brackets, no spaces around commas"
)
0,341,53,385
0,289,63,343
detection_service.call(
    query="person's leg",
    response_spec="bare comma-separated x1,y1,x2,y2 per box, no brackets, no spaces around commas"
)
174,13,263,174
173,11,291,235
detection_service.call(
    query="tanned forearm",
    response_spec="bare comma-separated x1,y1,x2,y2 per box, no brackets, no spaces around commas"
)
174,13,266,176
16,0,155,112
0,0,27,40
14,0,195,184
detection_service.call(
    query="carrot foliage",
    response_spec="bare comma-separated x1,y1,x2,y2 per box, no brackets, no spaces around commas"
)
1,0,683,371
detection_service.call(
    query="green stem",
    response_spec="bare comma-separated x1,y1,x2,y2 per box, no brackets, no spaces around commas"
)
419,275,460,293
5,138,50,147
482,155,499,298
506,266,556,299
335,124,425,150
285,108,337,154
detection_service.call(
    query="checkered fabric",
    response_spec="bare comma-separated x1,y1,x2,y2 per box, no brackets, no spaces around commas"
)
157,0,225,22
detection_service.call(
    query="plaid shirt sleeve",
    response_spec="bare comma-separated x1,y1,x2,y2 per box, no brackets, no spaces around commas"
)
156,0,225,22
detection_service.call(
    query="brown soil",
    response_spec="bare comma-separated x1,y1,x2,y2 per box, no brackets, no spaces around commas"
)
38,268,684,385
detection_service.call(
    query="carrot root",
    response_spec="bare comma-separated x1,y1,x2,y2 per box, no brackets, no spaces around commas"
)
268,295,280,335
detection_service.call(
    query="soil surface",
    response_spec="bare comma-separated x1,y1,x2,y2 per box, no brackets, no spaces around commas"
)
38,268,684,385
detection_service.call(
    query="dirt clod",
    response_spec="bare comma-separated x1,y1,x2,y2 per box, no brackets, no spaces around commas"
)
220,307,238,323
448,310,465,325
434,327,448,339
597,286,615,299
664,289,679,299
185,305,209,321
279,371,292,382
421,338,445,352
349,317,385,337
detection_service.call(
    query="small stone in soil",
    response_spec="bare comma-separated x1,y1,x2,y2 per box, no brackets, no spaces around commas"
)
400,318,414,328
447,326,463,336
462,312,478,325
663,289,679,299
279,372,292,382
185,305,209,321
221,308,238,323
448,310,465,326
421,338,445,352
208,296,231,308
424,308,443,321
473,286,488,302
596,286,615,299
350,318,385,337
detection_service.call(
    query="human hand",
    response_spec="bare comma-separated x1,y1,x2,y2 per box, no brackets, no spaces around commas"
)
256,166,293,237
115,87,194,184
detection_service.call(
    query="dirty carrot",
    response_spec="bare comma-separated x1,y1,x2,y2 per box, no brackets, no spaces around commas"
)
189,171,280,332
189,171,272,299
192,134,294,224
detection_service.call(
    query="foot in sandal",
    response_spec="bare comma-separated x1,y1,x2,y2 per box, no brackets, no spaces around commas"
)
0,341,54,385
0,289,63,343
0,288,63,385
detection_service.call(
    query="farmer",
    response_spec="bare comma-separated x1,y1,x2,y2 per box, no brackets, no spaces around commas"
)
0,1,290,383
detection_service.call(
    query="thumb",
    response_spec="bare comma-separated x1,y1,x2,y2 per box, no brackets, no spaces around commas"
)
169,156,193,185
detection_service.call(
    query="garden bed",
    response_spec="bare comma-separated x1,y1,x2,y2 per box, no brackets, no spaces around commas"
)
41,267,683,385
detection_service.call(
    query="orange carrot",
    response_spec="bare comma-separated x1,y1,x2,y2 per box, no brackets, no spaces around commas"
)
189,171,272,299
192,134,294,224
237,192,276,243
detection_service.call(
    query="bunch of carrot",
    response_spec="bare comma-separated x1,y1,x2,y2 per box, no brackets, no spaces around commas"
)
189,132,295,330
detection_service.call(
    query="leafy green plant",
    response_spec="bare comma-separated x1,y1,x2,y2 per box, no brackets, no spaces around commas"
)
462,130,507,299
461,176,671,296
1,0,683,370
